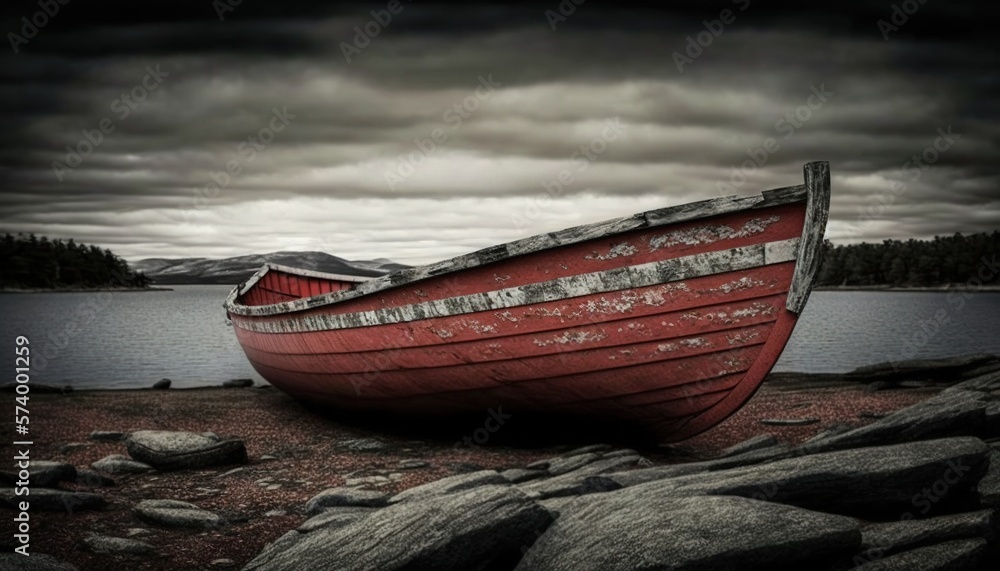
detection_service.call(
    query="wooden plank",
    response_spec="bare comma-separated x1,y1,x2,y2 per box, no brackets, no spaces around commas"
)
225,180,810,317
786,161,831,313
234,238,799,332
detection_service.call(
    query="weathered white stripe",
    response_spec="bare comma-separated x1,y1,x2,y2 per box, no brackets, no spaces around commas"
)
225,185,808,317
233,237,800,334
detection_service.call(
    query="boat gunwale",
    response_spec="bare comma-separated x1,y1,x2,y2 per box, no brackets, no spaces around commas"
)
225,164,827,317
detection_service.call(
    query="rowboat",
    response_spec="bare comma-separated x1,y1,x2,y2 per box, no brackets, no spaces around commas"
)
225,161,830,442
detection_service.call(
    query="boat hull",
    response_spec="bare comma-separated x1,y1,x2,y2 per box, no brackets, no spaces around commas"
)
226,162,830,442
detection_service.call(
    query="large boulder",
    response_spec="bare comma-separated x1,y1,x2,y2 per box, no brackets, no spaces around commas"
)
515,494,860,570
978,450,1000,509
388,470,507,504
125,430,247,470
244,485,553,571
304,488,389,515
297,506,379,533
852,538,989,570
805,370,1000,453
857,509,995,560
590,437,991,518
518,455,642,499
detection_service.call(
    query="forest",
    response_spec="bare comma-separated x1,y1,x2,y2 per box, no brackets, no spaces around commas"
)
0,233,151,290
815,231,999,287
0,230,997,291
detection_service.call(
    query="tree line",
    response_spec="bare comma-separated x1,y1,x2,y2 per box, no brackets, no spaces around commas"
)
0,233,151,289
816,231,999,287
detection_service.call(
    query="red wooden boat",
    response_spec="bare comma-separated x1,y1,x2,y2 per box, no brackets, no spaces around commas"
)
225,162,830,442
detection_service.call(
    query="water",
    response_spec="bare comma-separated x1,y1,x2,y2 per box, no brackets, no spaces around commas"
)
1,287,998,388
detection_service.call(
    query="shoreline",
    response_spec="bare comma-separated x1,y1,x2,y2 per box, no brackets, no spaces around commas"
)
0,286,173,294
814,284,1000,292
6,383,942,569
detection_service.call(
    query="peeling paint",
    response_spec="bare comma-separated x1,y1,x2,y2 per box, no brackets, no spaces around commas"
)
533,330,608,347
650,216,781,251
679,337,709,348
494,274,512,283
466,319,498,334
716,276,767,294
726,330,762,345
584,242,638,261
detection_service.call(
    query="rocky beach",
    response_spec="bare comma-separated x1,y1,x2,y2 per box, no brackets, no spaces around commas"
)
2,354,999,570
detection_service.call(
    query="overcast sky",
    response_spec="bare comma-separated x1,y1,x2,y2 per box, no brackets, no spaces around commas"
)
1,1,997,265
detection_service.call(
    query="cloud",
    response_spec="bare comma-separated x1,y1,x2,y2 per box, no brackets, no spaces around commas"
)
1,2,997,264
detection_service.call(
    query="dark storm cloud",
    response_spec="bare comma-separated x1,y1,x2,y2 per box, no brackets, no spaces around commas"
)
0,0,998,264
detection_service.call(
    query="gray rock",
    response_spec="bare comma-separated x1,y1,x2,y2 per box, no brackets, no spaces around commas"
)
397,459,428,470
83,534,155,555
58,442,90,454
718,434,778,457
518,455,643,499
297,506,379,532
501,468,548,484
135,499,223,529
339,438,388,452
0,553,78,571
600,449,640,459
244,485,553,571
760,417,819,426
126,430,247,470
0,487,104,512
243,531,304,571
152,378,171,389
210,559,236,568
596,444,792,487
388,470,507,504
544,453,601,476
590,437,991,518
859,510,995,559
805,374,999,453
978,450,1000,508
538,496,581,518
557,444,612,457
222,378,254,388
525,458,551,470
75,469,115,487
516,494,859,570
0,460,76,488
305,488,389,515
852,538,989,570
89,430,126,442
91,454,154,474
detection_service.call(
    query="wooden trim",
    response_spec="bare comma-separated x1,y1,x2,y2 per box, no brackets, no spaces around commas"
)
264,263,376,284
232,237,800,333
225,180,812,317
785,161,831,313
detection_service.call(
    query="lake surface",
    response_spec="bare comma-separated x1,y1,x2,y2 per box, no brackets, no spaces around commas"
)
1,286,998,389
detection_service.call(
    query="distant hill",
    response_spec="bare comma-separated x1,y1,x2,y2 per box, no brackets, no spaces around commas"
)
131,251,411,285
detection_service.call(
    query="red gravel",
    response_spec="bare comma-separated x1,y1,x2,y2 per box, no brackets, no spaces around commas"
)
1,383,939,570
